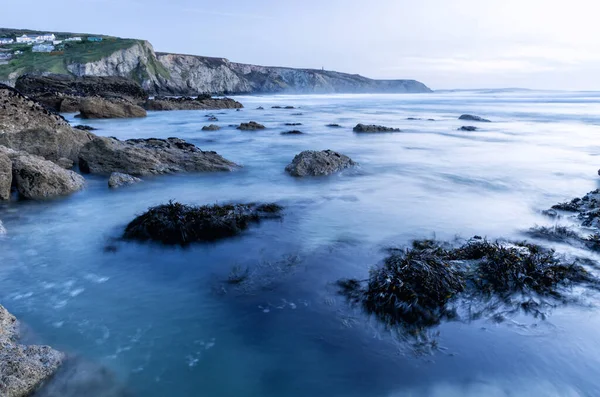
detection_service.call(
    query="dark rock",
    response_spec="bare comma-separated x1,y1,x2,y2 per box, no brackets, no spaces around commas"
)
0,304,65,397
353,123,401,133
291,113,303,116
78,97,147,119
459,126,477,131
202,124,221,131
108,172,142,189
123,201,283,245
79,137,238,176
256,106,264,110
271,106,282,109
326,124,342,128
237,121,266,131
284,123,302,126
144,96,243,111
285,150,356,176
280,130,304,135
0,84,95,163
73,125,97,131
459,114,491,122
207,116,218,122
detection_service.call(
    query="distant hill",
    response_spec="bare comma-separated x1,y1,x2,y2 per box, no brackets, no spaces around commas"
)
0,28,432,95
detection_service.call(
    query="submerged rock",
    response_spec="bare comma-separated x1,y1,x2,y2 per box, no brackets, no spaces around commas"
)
78,97,147,119
0,150,12,200
284,123,302,126
459,114,491,122
237,121,266,131
285,150,356,177
458,126,477,131
123,201,283,245
353,124,401,133
207,116,218,122
256,106,264,110
12,153,85,199
0,84,94,163
0,304,65,397
280,130,304,135
108,172,142,189
202,124,221,131
326,123,342,128
79,137,238,176
144,96,243,111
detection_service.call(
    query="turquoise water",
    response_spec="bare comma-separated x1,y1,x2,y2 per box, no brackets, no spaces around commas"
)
2,91,600,396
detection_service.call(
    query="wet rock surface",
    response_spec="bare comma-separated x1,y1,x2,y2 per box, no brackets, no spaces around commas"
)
0,150,12,200
280,130,304,135
78,97,147,119
353,123,401,133
201,124,221,131
237,121,265,131
0,304,65,397
123,201,283,245
285,150,356,177
108,172,142,189
79,137,238,176
459,114,491,122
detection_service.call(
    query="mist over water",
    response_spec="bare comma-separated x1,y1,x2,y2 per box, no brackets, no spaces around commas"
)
1,91,600,396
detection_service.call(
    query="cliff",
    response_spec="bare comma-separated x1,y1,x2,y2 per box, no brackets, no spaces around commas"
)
0,33,431,95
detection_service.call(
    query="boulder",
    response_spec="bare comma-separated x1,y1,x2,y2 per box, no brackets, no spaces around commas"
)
123,202,283,245
0,150,12,200
353,124,401,133
459,114,491,122
143,96,243,111
79,137,238,176
458,126,477,131
202,124,221,131
0,84,95,163
280,130,304,135
0,304,65,397
207,116,219,122
237,121,265,131
256,106,264,110
326,124,342,128
285,150,356,177
108,172,142,189
78,97,147,119
12,154,85,199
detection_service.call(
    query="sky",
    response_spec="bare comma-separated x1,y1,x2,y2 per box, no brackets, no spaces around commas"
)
1,0,599,90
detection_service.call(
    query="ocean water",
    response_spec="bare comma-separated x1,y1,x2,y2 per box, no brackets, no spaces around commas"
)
2,91,600,396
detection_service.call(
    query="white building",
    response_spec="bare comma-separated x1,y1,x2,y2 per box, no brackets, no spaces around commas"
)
16,33,56,44
36,33,56,42
32,43,55,52
64,37,82,42
0,38,14,45
16,34,35,43
53,40,63,45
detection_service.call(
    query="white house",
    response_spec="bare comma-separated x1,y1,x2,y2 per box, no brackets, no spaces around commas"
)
36,33,56,42
53,40,63,45
16,34,35,43
64,37,82,42
32,43,55,53
0,38,14,45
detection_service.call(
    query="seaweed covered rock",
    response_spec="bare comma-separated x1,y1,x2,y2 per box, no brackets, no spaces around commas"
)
0,304,65,397
202,124,221,131
108,172,142,189
337,238,597,331
78,97,147,119
285,150,356,177
459,114,491,122
144,96,243,111
353,124,400,133
12,153,85,199
237,121,266,131
79,137,238,176
123,202,283,245
550,189,600,227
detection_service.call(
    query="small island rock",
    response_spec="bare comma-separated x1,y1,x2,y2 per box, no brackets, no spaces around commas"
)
285,150,356,177
353,124,401,133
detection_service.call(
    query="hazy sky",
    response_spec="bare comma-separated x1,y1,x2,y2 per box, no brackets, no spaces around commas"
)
1,0,599,90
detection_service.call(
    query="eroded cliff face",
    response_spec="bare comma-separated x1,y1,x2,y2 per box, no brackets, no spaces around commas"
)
28,40,432,95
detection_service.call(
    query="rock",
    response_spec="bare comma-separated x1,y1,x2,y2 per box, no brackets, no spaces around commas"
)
0,150,12,200
79,136,238,176
143,96,243,111
284,123,302,126
78,97,147,119
326,124,342,128
272,105,295,109
0,84,95,163
123,202,283,245
207,116,219,122
271,106,282,109
291,113,303,116
280,130,304,135
459,114,491,122
256,106,264,110
108,172,141,188
285,150,356,177
202,124,221,131
73,125,97,131
56,157,74,169
15,74,148,103
353,124,401,133
0,304,65,397
12,154,85,199
459,126,477,131
237,121,265,131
